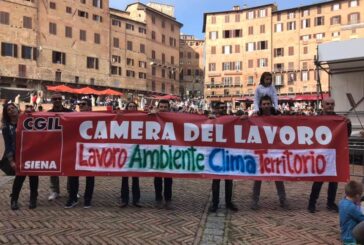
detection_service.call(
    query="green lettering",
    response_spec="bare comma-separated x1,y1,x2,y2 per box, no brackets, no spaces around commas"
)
144,149,159,169
168,147,173,170
129,145,142,168
196,154,204,170
130,145,205,172
174,150,181,169
189,147,197,171
182,150,190,170
160,145,169,169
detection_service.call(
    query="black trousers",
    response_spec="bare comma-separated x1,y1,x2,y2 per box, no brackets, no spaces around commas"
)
121,177,140,203
154,177,172,202
68,176,95,203
211,179,233,206
11,176,39,201
308,181,338,207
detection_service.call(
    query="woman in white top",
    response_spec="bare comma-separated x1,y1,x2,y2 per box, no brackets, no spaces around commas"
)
253,72,278,113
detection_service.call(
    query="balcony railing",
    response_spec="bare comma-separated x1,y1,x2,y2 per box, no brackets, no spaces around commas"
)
206,84,243,89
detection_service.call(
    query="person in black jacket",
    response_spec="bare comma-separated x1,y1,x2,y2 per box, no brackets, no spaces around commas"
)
209,101,238,213
2,103,39,210
151,100,174,210
47,93,73,201
120,101,141,208
65,98,95,208
308,97,352,213
250,95,288,210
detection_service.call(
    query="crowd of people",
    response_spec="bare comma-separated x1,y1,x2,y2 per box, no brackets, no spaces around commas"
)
1,72,364,244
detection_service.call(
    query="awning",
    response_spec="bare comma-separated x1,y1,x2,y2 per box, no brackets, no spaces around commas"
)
0,87,34,101
98,88,123,96
235,94,329,102
278,96,294,101
72,86,101,95
154,94,179,100
46,85,75,93
317,38,364,74
47,85,124,96
235,97,253,102
294,93,330,101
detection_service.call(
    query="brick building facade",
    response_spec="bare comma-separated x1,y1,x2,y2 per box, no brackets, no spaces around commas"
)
0,0,182,98
179,34,204,99
203,0,364,105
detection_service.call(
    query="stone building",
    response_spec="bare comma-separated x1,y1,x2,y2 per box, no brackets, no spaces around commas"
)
203,0,364,105
179,34,204,99
125,2,182,95
0,0,182,99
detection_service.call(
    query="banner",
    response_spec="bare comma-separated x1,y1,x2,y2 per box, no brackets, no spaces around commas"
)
16,112,350,181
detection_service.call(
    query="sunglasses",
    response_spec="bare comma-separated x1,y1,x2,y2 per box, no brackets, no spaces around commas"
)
78,102,87,106
52,98,62,101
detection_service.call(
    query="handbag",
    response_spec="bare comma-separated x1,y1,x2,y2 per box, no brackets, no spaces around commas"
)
0,155,15,176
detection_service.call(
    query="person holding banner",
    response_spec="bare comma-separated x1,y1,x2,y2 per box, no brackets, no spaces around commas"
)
2,103,39,210
251,95,288,210
120,101,141,208
209,102,238,213
47,93,73,201
151,99,174,209
308,98,352,213
65,98,95,208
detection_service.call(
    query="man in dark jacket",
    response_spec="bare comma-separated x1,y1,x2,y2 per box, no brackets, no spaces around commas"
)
65,98,95,208
47,93,73,201
209,101,238,212
250,95,288,210
152,100,174,210
308,97,352,213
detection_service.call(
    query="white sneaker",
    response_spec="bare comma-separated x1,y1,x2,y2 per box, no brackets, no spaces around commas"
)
48,192,59,201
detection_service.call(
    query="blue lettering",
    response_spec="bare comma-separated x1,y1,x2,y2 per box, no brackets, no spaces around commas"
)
209,148,224,172
230,155,244,172
244,155,257,174
209,148,257,174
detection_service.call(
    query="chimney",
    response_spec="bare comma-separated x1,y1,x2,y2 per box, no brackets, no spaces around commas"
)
233,5,240,10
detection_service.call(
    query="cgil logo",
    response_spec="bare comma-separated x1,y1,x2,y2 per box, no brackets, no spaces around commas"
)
24,160,58,170
23,117,62,131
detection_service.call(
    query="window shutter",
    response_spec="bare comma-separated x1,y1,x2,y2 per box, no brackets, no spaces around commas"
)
1,43,5,56
14,44,18,57
33,48,37,60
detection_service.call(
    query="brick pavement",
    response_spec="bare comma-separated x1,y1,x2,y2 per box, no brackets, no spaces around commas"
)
2,173,361,244
0,137,362,244
0,175,210,245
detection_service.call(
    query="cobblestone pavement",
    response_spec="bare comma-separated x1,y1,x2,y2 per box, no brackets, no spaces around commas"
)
1,137,362,244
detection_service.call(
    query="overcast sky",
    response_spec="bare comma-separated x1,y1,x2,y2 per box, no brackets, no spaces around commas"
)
109,0,331,39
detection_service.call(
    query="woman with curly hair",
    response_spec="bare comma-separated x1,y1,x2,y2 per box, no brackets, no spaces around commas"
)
2,103,39,210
